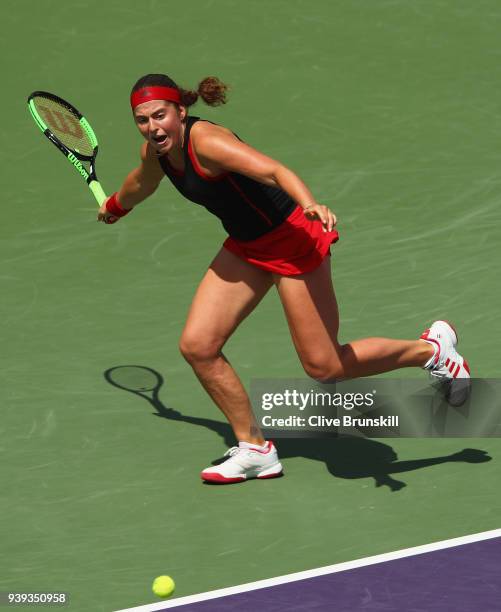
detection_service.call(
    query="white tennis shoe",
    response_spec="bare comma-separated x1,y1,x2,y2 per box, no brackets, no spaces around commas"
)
201,441,283,484
420,320,470,380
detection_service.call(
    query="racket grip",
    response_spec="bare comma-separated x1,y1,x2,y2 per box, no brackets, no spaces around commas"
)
89,180,107,206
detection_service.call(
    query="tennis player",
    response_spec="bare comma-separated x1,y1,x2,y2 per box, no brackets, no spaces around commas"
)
98,74,470,484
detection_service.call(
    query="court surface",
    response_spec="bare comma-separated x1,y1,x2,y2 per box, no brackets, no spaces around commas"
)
2,1,501,611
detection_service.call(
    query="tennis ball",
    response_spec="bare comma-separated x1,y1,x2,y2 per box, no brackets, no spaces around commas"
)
152,575,175,598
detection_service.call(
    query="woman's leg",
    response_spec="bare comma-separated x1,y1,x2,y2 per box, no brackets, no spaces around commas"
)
179,247,274,443
274,257,434,380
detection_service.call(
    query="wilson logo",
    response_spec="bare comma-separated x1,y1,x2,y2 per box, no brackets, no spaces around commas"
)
67,152,89,179
39,106,84,138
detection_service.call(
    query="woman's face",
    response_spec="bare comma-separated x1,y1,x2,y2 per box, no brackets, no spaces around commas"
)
133,100,186,154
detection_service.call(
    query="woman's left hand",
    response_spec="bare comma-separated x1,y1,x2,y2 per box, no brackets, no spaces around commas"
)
303,204,337,232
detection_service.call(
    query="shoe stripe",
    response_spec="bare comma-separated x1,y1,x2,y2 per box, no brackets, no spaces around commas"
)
445,358,450,367
257,470,283,480
249,441,273,455
463,359,471,375
453,363,461,378
448,361,456,374
200,472,246,484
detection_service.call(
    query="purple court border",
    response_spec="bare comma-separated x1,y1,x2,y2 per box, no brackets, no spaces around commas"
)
116,529,501,612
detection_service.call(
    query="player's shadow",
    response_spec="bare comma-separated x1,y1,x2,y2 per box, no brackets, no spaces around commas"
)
104,365,492,492
274,437,490,491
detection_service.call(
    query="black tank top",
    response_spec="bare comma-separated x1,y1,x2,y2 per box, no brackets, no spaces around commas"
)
157,116,296,241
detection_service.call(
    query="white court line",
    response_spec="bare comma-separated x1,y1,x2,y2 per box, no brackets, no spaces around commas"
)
115,527,501,611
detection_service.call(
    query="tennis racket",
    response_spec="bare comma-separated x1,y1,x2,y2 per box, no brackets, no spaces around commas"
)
27,91,107,206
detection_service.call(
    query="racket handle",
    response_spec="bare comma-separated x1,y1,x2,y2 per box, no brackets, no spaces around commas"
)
89,180,107,206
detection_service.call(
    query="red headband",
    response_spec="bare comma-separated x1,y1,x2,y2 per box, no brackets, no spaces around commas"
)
130,86,181,110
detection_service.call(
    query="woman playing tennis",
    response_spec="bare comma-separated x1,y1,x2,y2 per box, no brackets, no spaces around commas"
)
98,74,470,484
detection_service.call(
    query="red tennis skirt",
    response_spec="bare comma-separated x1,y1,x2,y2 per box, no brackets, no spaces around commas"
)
223,205,339,276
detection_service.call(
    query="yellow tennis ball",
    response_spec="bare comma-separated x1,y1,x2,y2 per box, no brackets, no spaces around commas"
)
152,575,175,598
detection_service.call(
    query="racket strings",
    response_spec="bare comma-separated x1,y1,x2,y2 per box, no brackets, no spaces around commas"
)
32,95,94,157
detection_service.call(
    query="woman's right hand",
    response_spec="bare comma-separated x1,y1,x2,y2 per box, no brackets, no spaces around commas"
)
97,196,119,224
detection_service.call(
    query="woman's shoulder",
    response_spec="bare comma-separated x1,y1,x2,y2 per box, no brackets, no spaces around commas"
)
190,118,235,144
188,119,238,178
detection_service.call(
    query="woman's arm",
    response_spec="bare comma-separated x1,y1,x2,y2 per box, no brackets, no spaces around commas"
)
97,142,164,223
192,123,337,231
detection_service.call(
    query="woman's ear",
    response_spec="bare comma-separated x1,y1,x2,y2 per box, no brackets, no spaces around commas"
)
178,105,187,122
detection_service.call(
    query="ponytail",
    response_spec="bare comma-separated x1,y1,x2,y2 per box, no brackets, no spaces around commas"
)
180,77,229,107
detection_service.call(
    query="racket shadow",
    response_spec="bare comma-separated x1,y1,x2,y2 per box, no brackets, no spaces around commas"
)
104,365,235,447
103,365,492,492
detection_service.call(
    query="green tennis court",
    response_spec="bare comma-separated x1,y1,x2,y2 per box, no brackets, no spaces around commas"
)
2,1,500,610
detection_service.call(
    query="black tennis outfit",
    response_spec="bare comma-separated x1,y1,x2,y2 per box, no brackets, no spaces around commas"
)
157,115,339,275
157,116,296,241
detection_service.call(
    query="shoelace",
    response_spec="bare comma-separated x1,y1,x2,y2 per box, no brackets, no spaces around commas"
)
223,446,241,458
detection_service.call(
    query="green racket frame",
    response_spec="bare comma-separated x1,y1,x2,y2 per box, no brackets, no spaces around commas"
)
27,91,107,205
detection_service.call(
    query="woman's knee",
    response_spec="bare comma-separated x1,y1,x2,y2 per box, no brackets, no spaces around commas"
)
300,354,344,382
299,341,354,381
179,332,223,365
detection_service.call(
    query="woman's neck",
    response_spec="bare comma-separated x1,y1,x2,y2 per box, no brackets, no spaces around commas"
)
167,122,186,164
